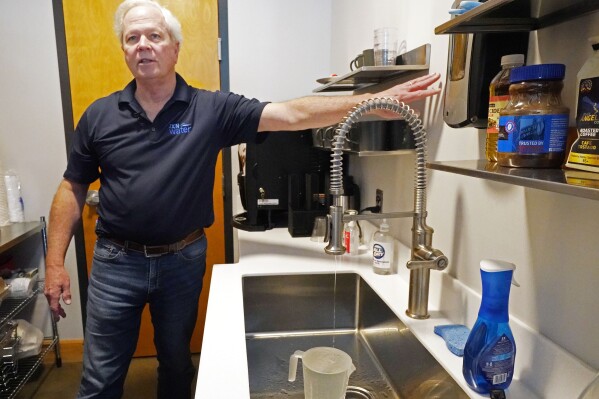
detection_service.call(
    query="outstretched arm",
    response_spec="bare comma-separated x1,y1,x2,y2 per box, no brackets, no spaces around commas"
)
257,72,441,132
44,179,89,321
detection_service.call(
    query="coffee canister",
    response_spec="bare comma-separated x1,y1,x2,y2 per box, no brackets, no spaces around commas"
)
497,64,570,168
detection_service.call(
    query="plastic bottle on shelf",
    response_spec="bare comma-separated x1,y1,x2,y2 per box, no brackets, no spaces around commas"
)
486,54,525,162
372,219,394,275
3,171,24,223
566,36,599,173
343,210,359,255
463,259,519,394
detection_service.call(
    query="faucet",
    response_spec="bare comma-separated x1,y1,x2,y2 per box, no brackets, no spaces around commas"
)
324,97,448,319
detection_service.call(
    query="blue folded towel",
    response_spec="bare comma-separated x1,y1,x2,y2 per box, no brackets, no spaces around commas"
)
434,324,470,357
448,1,482,15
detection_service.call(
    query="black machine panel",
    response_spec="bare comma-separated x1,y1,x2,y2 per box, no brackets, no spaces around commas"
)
233,130,331,234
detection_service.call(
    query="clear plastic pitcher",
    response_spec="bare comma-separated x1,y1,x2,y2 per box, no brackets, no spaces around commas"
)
288,347,355,399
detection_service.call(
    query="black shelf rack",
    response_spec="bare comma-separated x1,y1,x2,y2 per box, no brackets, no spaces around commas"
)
0,221,62,398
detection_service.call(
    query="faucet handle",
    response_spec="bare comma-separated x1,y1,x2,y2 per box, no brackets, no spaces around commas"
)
407,250,448,271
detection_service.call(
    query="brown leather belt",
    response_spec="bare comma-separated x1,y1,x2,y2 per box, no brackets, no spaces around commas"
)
106,228,205,257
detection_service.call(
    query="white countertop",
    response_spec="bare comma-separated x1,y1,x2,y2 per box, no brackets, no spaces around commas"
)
196,228,596,399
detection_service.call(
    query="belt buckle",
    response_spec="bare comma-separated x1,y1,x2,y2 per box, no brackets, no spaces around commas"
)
143,245,163,258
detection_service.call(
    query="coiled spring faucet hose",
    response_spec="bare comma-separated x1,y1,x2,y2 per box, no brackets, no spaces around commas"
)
330,98,427,215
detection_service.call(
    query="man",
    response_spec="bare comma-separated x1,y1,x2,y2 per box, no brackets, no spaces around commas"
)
44,0,441,398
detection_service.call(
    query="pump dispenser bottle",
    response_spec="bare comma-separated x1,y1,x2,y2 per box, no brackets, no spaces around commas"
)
372,219,394,275
463,259,519,394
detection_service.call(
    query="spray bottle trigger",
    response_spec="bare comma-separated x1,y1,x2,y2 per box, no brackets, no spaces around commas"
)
511,274,520,287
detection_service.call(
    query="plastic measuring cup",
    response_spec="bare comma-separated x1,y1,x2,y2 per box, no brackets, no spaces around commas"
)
288,347,356,399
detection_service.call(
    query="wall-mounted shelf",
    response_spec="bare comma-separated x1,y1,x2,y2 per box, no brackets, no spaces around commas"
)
314,145,415,157
356,149,415,157
0,223,43,253
313,44,430,93
427,160,599,201
435,0,599,34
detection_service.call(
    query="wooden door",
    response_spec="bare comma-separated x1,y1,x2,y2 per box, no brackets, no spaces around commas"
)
62,0,222,357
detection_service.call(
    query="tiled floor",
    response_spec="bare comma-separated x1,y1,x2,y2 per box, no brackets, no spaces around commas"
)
15,354,200,399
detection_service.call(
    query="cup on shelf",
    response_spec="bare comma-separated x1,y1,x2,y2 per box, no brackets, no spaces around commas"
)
350,49,375,70
374,27,401,66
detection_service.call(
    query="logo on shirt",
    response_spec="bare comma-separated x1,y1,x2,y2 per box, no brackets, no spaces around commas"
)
168,123,192,135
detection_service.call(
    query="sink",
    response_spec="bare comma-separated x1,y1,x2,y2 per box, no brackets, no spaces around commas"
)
242,273,468,398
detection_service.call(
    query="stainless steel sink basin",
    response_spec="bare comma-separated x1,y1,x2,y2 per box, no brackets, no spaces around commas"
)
242,273,468,399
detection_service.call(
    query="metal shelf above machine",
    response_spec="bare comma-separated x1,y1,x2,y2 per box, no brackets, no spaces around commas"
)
427,160,599,201
315,146,415,157
435,0,599,34
313,44,430,93
0,223,43,253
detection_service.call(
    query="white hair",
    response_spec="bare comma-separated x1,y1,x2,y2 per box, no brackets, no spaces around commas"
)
114,0,183,46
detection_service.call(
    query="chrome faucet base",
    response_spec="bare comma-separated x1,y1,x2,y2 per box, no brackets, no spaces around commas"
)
324,205,346,255
405,310,430,320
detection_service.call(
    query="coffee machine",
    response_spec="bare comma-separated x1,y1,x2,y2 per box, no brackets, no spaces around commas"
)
233,130,340,236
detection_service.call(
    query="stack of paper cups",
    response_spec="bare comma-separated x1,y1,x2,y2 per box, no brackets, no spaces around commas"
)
4,174,24,223
0,175,9,226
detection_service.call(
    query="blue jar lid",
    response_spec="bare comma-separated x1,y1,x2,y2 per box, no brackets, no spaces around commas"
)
509,64,566,83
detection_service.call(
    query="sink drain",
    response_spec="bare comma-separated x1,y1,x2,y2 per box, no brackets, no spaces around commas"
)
346,386,374,399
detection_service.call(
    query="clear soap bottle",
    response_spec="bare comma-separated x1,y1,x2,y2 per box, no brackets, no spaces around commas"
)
486,54,525,162
343,210,359,255
372,219,394,275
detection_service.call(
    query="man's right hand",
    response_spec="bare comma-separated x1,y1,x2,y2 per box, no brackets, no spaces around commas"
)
44,178,88,322
44,264,72,322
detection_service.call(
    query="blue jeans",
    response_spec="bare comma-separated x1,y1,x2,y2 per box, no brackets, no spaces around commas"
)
77,236,207,399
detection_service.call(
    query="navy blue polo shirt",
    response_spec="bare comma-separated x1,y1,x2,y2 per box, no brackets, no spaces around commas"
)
64,74,267,245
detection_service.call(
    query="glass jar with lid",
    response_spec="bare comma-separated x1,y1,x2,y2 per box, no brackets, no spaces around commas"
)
497,64,570,168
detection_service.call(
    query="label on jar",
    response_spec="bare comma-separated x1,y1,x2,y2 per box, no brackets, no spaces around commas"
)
566,77,599,171
497,114,569,155
487,95,510,134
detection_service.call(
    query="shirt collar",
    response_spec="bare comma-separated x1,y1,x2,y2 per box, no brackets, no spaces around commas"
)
118,73,193,111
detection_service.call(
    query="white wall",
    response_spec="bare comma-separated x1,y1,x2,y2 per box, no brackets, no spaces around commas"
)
0,1,83,339
229,0,599,378
228,0,333,102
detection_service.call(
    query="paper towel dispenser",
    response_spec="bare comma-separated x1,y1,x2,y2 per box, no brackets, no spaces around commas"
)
443,30,529,128
442,0,529,128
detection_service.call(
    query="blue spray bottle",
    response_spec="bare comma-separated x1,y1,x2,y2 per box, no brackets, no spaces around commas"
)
463,259,519,394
